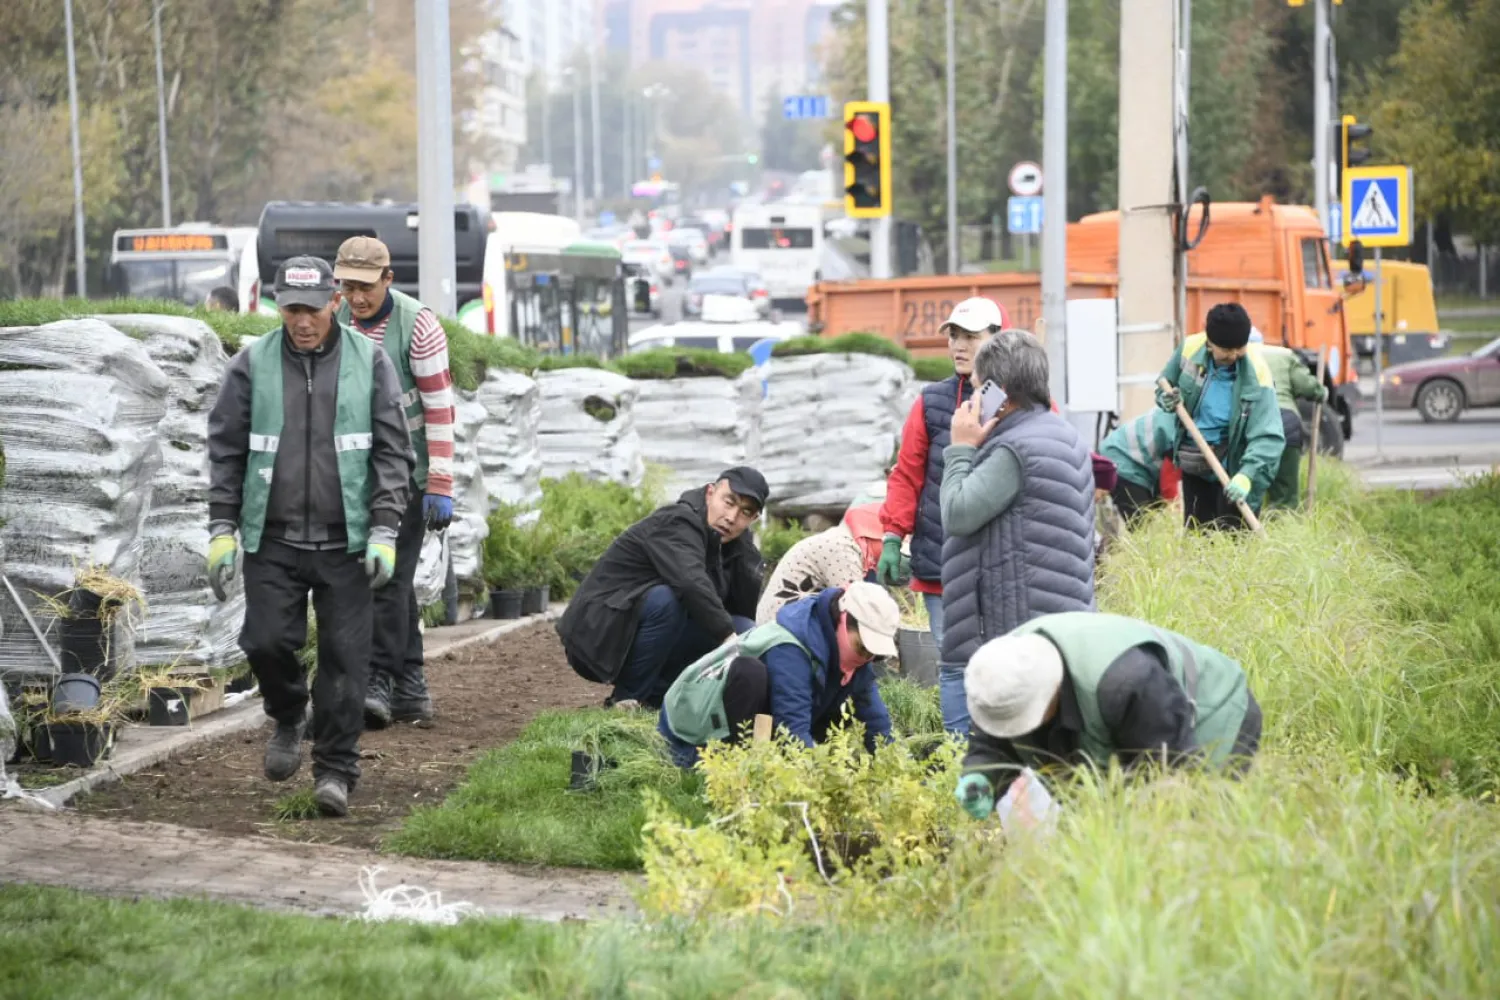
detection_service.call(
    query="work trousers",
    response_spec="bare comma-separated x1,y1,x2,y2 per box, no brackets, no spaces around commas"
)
241,540,372,786
1110,478,1159,526
613,584,755,708
1266,446,1304,511
1181,473,1255,531
370,490,429,707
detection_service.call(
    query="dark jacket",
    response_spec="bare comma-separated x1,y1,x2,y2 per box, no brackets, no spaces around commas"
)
764,589,892,750
962,645,1209,778
557,487,763,683
208,323,411,545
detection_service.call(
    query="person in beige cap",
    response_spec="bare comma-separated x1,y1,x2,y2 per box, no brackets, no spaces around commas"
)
953,611,1263,820
657,582,900,767
332,236,458,729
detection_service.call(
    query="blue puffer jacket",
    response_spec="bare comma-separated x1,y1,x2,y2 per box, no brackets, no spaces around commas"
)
766,589,892,750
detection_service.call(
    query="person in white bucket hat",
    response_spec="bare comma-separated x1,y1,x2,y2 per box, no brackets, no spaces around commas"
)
953,612,1263,820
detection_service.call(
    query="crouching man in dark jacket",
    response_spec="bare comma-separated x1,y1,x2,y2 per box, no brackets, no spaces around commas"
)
557,467,769,710
658,582,899,768
205,256,413,818
953,611,1263,820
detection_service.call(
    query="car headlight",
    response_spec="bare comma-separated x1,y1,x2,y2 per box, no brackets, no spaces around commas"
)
1382,374,1401,386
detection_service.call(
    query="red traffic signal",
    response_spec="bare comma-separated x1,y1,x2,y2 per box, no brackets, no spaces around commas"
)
849,115,877,145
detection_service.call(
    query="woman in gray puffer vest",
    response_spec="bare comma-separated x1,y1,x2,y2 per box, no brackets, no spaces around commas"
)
938,330,1097,735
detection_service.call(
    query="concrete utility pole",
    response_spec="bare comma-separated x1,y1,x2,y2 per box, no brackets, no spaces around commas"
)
569,69,585,222
1041,0,1068,403
415,0,458,316
867,0,892,279
153,1,172,227
1313,0,1332,238
944,0,958,274
64,0,87,297
589,42,603,203
1114,0,1178,421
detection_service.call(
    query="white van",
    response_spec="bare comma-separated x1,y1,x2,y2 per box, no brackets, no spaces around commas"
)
730,204,823,305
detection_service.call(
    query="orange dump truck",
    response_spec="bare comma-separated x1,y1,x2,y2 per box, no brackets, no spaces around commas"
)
807,198,1357,434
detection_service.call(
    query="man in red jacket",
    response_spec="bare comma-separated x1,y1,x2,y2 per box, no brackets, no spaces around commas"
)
877,297,1005,712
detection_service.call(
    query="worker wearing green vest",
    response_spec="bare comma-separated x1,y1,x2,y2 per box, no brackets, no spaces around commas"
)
953,612,1263,820
334,236,458,729
1248,329,1329,510
206,256,413,818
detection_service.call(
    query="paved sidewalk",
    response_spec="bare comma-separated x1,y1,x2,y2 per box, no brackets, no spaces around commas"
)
0,808,635,921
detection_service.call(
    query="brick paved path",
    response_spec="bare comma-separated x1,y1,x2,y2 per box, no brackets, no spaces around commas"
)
0,807,634,921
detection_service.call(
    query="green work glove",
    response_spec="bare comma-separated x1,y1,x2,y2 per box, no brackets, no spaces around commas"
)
206,527,238,602
876,535,904,587
364,525,398,590
954,772,995,821
1224,473,1253,505
1155,384,1183,414
1315,384,1329,404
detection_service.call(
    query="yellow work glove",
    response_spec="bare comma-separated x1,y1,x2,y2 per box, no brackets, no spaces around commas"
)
1224,473,1253,505
207,530,238,602
364,525,398,590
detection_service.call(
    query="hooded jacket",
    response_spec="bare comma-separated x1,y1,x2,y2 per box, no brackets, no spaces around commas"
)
557,487,763,683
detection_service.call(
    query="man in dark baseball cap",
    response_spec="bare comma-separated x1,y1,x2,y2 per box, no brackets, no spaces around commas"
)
557,466,772,711
274,255,339,310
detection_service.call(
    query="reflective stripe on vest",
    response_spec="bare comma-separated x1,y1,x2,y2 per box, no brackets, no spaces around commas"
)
238,326,377,555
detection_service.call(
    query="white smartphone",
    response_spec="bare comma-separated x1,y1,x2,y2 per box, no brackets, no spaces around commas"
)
979,380,1008,423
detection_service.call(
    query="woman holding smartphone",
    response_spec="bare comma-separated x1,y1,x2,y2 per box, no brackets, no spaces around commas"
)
936,330,1098,735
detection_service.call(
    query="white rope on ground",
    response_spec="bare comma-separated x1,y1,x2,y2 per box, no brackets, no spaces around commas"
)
355,866,483,925
784,801,834,885
0,765,59,811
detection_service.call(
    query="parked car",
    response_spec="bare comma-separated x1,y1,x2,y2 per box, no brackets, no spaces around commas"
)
622,239,675,285
702,265,771,318
623,261,661,318
667,242,694,281
1379,335,1500,422
669,227,710,265
684,272,754,318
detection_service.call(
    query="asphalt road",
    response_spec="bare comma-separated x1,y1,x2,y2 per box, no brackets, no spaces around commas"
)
1346,406,1500,457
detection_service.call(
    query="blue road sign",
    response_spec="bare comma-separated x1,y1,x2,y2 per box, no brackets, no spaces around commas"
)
1344,166,1412,248
1007,196,1043,235
782,95,830,120
1328,201,1341,244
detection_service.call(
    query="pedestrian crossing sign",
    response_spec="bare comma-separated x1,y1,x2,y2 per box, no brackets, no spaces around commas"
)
1342,165,1412,248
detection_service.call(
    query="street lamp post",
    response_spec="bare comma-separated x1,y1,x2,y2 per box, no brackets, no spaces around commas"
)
64,0,88,297
566,67,584,223
152,0,171,227
589,45,603,203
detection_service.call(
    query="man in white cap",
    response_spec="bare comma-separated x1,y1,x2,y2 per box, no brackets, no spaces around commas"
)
658,582,900,767
877,297,1006,714
953,611,1262,819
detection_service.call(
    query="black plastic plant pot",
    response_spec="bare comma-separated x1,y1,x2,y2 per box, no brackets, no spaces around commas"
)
489,588,524,620
521,585,550,616
44,721,111,769
568,750,620,792
50,672,101,715
59,588,119,681
896,627,940,689
147,687,193,727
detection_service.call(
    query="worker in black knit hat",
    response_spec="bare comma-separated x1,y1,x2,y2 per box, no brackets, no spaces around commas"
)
1154,303,1285,530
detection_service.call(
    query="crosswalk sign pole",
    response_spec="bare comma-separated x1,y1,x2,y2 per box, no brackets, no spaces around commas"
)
1373,248,1384,459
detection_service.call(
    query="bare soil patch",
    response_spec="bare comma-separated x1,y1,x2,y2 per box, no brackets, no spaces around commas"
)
74,622,609,851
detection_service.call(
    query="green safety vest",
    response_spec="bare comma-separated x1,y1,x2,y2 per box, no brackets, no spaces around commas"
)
239,326,377,555
663,623,814,746
1011,612,1251,768
1099,410,1177,492
337,289,429,490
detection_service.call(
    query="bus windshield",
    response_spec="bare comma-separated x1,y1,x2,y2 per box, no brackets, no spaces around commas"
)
116,257,233,306
738,227,816,250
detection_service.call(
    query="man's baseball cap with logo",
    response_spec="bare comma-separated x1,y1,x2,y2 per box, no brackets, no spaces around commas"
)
334,236,392,284
941,296,1008,335
273,256,337,309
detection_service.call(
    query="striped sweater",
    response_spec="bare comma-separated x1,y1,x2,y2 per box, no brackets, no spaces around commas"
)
353,306,457,498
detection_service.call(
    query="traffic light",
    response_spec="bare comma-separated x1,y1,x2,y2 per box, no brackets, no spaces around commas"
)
843,101,891,219
1335,113,1373,198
